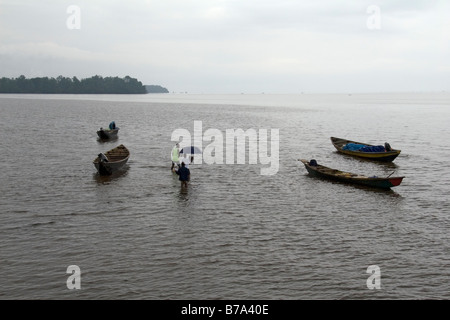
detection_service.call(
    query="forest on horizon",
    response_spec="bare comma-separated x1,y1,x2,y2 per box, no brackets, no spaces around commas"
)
0,75,168,94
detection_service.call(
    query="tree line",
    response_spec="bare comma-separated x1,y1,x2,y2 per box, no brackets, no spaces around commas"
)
0,75,149,94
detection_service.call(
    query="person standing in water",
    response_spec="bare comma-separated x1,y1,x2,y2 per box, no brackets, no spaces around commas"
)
174,162,190,188
171,143,180,170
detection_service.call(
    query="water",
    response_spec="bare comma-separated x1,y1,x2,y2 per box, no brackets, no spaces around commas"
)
0,93,449,299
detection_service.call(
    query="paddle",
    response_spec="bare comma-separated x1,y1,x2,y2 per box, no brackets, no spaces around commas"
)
386,171,395,178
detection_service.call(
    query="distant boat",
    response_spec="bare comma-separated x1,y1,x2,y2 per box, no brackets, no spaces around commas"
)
97,127,119,140
330,137,401,162
93,144,130,175
299,159,404,189
97,121,119,140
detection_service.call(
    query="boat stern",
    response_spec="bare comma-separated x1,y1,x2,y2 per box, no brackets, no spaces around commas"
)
388,177,404,187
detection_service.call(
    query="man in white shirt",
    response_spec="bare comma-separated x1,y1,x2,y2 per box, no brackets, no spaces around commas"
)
181,153,191,168
171,143,180,170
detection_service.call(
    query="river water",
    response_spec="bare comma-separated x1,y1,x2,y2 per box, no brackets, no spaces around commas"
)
0,93,449,299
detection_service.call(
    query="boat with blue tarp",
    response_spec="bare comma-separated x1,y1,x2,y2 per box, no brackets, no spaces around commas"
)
330,137,401,162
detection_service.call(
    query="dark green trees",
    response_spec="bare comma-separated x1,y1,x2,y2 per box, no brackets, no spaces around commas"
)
0,75,149,94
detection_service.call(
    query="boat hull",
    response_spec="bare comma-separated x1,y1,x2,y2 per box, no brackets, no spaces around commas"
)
300,159,404,189
330,137,401,162
97,128,119,140
94,159,128,175
93,144,129,175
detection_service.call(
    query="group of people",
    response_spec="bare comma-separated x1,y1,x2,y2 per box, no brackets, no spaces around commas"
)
171,143,193,189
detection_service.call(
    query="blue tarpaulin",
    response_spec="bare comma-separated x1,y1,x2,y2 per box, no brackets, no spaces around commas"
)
360,145,386,152
342,143,386,152
342,143,366,151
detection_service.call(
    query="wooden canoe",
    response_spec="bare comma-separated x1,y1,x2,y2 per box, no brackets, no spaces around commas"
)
330,137,401,162
300,159,404,189
93,144,130,175
97,128,119,140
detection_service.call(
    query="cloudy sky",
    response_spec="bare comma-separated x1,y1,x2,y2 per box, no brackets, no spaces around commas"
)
0,0,449,93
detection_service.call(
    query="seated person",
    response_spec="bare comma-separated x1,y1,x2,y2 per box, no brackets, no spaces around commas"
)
98,153,108,162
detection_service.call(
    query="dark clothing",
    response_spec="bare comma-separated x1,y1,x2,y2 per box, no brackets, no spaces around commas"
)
176,166,190,181
98,153,108,162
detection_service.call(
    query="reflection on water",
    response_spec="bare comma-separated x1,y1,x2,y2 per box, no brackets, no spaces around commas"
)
93,166,129,184
177,185,189,199
97,136,119,144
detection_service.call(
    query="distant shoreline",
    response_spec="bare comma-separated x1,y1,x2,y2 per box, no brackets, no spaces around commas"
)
0,75,169,94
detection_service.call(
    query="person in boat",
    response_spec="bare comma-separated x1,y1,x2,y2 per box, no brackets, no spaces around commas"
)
384,142,392,151
174,161,190,188
98,153,108,162
109,121,116,130
171,143,180,170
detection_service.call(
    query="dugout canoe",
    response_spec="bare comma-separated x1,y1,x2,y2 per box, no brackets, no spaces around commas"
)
97,128,119,140
330,137,401,162
299,159,404,189
93,144,130,175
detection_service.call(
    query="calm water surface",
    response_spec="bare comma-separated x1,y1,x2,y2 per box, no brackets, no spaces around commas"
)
0,93,449,299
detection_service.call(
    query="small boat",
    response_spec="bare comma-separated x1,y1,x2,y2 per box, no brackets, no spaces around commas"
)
97,128,119,140
299,159,404,189
93,144,130,175
330,137,401,162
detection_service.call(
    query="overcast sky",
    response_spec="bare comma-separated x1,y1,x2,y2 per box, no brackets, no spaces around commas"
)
0,0,449,93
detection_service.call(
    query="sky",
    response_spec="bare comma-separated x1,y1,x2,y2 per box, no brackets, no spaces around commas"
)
0,0,449,93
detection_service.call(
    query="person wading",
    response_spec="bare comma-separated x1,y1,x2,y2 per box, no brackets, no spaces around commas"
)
174,162,190,189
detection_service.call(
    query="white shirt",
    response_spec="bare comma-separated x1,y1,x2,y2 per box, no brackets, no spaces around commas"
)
180,156,191,168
